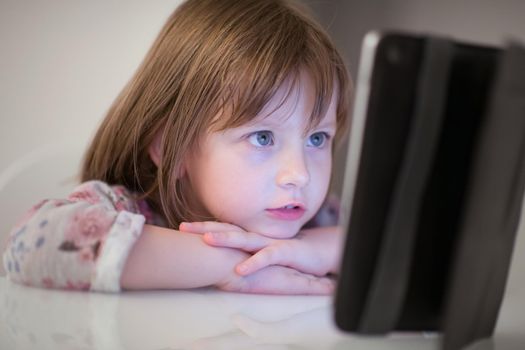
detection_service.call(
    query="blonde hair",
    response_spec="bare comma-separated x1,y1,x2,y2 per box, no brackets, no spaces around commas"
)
81,0,351,228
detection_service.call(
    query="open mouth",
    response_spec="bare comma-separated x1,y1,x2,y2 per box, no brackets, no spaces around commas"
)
282,204,302,209
266,204,306,220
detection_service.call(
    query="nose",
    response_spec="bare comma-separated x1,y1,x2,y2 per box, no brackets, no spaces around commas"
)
276,147,310,189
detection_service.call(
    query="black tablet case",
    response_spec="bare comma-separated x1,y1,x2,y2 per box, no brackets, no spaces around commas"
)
334,33,525,350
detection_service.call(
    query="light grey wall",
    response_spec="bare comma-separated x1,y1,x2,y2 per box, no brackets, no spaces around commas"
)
0,0,182,169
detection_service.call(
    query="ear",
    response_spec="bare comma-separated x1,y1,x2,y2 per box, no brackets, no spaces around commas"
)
148,130,163,167
147,130,187,178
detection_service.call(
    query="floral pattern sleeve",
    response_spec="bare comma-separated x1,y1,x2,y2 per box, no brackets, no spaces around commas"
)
2,181,150,292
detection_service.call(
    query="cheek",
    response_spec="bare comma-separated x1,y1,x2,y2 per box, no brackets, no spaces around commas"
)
312,167,331,197
310,151,332,183
197,154,266,210
308,153,332,201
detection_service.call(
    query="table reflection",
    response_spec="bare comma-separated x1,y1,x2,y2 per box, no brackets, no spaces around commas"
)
1,278,439,350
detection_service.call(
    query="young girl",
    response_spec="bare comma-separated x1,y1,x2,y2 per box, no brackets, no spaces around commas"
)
3,0,351,294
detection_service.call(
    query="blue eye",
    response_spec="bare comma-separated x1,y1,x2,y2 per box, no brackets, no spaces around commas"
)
307,132,329,148
248,131,274,147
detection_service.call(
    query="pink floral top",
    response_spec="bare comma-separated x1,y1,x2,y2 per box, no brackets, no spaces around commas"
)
2,180,339,293
2,181,164,292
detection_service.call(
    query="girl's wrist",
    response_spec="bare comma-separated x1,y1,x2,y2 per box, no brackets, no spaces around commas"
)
214,249,249,291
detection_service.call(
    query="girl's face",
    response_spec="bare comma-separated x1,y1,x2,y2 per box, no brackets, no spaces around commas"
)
185,73,338,238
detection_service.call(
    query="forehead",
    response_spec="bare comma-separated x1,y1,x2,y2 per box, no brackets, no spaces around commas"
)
246,72,338,127
246,72,338,130
208,68,339,135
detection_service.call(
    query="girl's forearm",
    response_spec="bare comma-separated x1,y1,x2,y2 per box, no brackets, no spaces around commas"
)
120,224,248,290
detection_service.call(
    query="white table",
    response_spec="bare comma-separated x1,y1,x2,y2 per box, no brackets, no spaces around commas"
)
0,277,436,350
0,272,523,350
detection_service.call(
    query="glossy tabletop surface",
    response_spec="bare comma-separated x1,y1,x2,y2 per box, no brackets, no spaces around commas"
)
1,272,524,350
1,277,442,350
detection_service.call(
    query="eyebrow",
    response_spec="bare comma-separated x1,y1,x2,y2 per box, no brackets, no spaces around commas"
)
242,117,285,129
315,119,337,129
238,118,337,136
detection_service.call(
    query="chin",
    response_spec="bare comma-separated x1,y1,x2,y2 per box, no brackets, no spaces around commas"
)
241,217,307,239
261,223,303,239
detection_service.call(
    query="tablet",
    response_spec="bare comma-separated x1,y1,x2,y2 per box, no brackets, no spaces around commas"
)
334,31,525,350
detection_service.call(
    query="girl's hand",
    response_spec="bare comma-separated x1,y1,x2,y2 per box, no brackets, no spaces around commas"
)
179,222,343,277
216,264,335,295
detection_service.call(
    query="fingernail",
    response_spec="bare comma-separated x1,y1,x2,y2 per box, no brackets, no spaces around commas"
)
237,264,248,274
206,232,224,240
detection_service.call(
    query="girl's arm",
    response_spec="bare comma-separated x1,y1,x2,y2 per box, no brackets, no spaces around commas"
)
120,224,248,289
121,224,334,294
180,222,344,277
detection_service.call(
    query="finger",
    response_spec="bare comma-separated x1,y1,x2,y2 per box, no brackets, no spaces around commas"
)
179,221,244,234
204,231,271,252
235,244,292,275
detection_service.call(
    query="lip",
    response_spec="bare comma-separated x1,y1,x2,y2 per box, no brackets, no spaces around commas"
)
265,203,306,221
